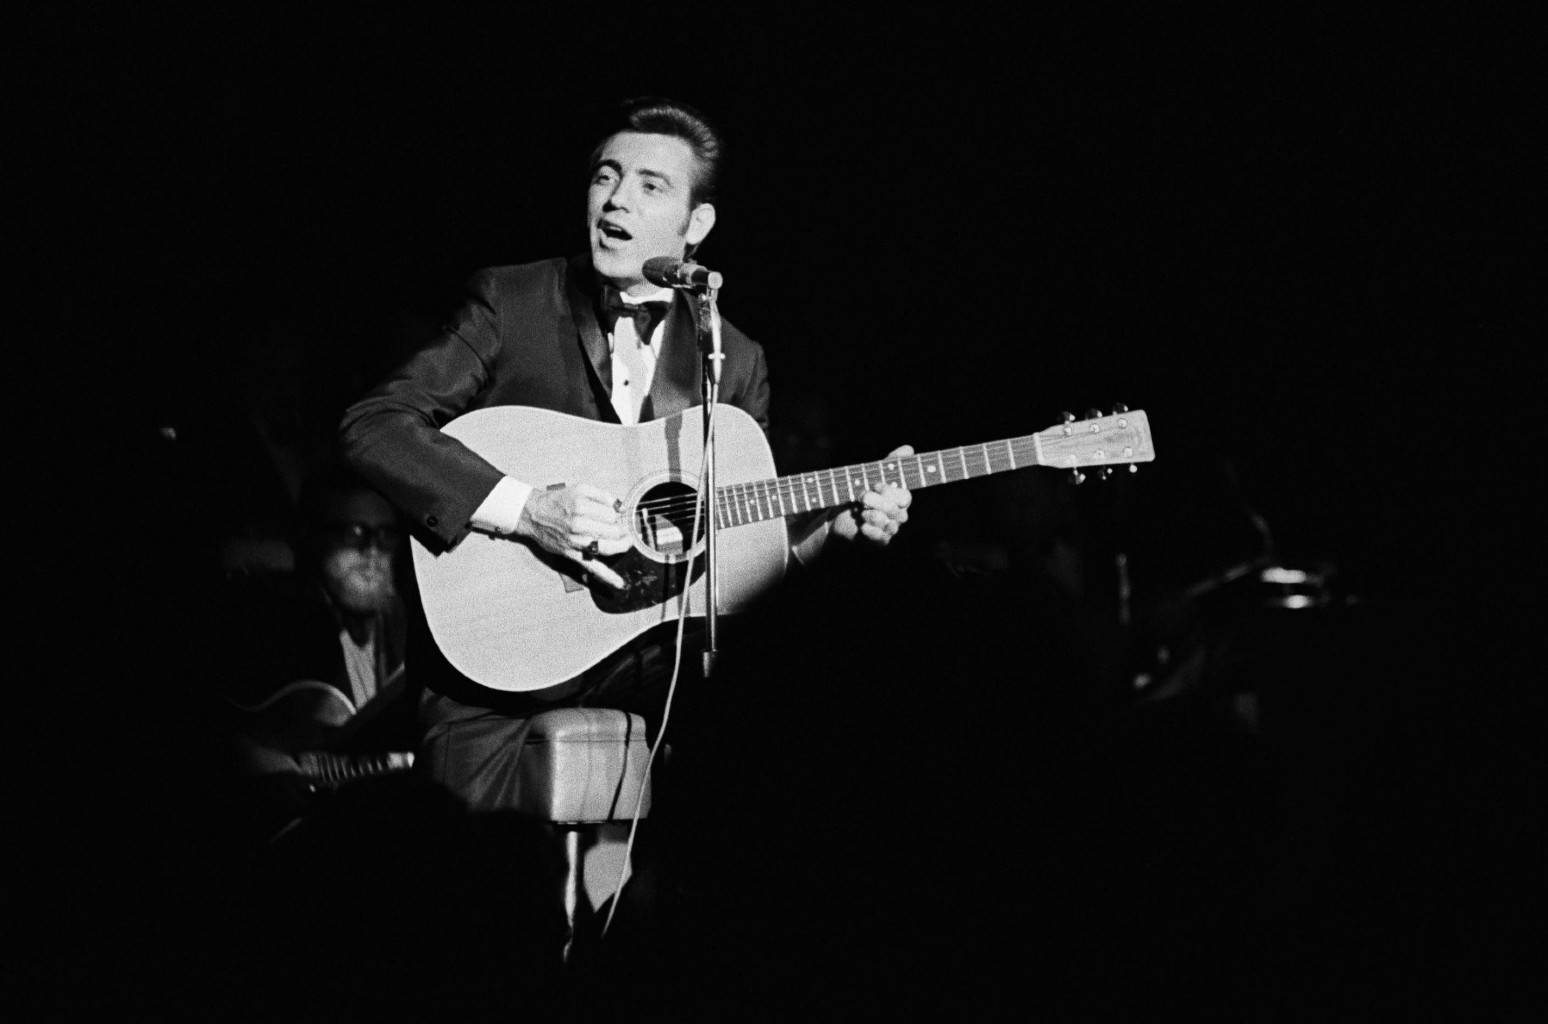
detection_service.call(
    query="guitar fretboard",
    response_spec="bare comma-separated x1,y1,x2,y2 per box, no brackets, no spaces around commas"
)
628,410,1150,535
714,439,1018,529
298,751,415,786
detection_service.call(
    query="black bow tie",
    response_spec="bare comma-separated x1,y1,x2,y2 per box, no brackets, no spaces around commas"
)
602,292,671,344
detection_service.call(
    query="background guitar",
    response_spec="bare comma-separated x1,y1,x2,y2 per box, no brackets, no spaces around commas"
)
230,673,415,843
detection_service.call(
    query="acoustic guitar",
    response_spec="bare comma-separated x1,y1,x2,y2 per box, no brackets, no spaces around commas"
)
413,404,1155,693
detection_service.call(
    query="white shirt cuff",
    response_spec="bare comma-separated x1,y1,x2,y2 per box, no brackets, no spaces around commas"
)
471,476,534,536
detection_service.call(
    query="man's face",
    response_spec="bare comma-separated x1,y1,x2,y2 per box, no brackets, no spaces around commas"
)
587,131,716,295
318,490,400,616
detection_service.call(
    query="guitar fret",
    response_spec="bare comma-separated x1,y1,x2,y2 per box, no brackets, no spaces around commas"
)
967,444,986,478
921,452,941,485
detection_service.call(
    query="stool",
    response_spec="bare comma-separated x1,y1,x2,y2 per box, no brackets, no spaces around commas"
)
511,708,654,961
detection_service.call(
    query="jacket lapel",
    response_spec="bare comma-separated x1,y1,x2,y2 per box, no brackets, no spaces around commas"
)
564,256,615,413
646,296,703,422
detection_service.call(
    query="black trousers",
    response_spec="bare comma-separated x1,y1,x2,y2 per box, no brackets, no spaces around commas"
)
416,638,683,812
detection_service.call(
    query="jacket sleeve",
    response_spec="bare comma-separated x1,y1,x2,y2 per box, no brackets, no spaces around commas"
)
726,335,771,436
339,269,508,551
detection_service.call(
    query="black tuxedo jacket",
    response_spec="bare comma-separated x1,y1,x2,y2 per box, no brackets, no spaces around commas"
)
341,255,769,554
339,256,770,709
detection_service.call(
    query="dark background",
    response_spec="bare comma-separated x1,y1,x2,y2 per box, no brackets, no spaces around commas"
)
47,9,1538,595
19,9,1544,1020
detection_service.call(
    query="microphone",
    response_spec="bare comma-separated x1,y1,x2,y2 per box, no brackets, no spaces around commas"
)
643,256,723,290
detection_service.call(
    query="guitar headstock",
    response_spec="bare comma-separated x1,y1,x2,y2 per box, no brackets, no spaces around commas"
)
1036,408,1155,479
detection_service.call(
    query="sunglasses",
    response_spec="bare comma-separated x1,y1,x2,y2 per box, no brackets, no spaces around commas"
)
324,521,403,552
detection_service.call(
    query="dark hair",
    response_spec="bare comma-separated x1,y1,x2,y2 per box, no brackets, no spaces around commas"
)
293,457,398,566
588,96,724,208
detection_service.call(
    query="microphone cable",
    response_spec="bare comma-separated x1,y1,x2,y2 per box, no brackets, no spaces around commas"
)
600,398,719,941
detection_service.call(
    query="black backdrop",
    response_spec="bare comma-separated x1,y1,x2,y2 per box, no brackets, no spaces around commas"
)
21,9,1544,1020
50,9,1534,593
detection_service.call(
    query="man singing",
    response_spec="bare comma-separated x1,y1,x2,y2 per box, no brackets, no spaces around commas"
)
340,97,911,809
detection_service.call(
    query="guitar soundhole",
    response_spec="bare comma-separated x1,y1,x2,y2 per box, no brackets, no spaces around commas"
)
632,480,706,561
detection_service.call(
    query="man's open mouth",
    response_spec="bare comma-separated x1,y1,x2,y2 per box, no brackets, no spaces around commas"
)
599,221,632,241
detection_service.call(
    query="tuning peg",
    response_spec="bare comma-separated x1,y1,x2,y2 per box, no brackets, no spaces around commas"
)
1061,411,1076,423
1071,469,1087,485
1099,467,1114,480
1112,402,1129,414
1085,407,1102,421
1129,464,1139,474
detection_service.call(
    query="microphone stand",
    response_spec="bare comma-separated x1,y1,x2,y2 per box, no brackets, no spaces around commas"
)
691,284,725,679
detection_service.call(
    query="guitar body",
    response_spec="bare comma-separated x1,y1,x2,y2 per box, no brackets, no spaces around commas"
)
413,404,789,693
233,680,357,778
229,677,416,844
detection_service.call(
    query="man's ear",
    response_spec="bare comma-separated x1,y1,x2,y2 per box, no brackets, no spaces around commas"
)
685,203,716,248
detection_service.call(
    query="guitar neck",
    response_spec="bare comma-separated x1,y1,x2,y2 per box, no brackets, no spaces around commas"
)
297,750,415,787
713,410,1153,529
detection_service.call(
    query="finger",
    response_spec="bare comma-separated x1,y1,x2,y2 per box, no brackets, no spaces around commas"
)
885,444,915,459
861,508,892,529
566,530,632,557
595,534,632,556
571,514,629,540
860,490,910,515
568,553,627,590
861,522,894,545
588,562,627,589
572,483,624,513
575,496,623,524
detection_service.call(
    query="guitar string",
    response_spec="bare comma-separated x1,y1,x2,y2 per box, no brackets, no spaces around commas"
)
622,437,1059,522
624,423,1143,518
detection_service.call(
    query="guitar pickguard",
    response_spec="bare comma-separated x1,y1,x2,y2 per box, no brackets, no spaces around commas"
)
588,547,705,615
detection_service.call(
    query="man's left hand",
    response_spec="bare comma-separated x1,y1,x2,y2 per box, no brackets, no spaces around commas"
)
831,444,914,547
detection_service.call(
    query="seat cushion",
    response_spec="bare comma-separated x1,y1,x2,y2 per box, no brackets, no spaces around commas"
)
512,708,654,823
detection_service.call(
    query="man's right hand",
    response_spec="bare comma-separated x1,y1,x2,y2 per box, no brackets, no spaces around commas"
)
514,484,630,589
